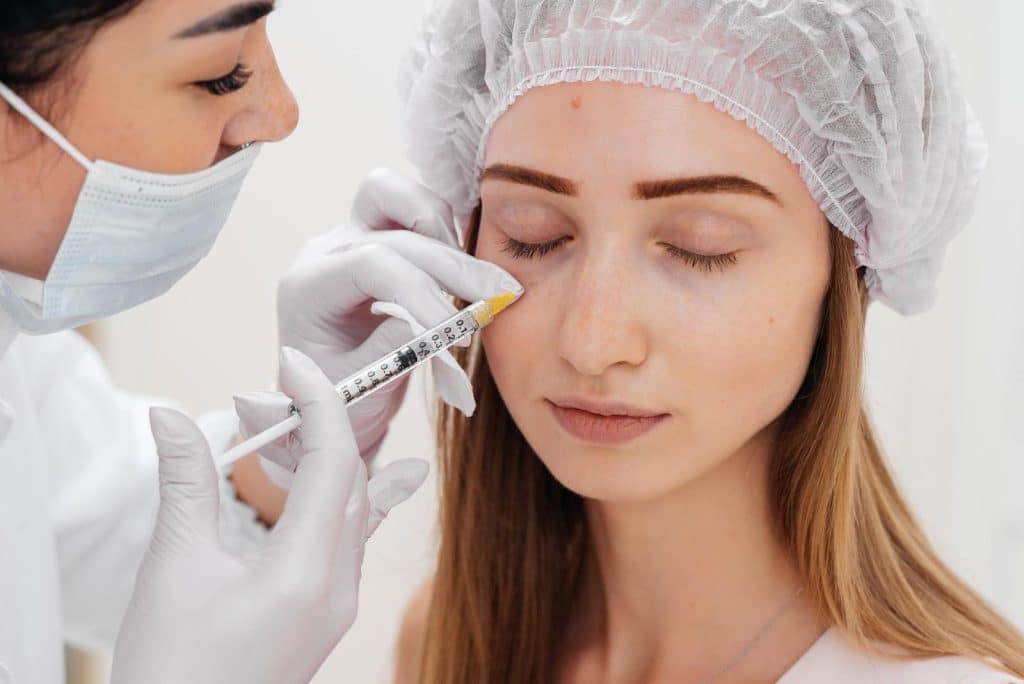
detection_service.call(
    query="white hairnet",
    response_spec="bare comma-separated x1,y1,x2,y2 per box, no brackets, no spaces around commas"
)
400,0,988,315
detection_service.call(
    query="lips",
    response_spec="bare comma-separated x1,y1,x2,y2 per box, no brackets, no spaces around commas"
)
547,398,669,445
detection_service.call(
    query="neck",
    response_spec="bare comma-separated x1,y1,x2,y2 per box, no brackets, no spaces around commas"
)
567,422,828,682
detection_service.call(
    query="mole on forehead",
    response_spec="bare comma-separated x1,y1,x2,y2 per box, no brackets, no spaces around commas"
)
570,96,583,110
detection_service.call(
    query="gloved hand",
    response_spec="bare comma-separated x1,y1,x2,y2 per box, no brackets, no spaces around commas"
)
240,168,522,474
111,348,428,684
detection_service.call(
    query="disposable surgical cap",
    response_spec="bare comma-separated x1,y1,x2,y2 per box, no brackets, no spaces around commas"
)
400,0,988,315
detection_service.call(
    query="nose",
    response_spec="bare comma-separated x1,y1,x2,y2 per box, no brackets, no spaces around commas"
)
556,249,649,377
223,40,300,146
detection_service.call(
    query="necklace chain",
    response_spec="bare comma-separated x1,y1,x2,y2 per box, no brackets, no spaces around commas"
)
698,586,806,684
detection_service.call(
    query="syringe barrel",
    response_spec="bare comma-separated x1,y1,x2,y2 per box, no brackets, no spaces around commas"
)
333,302,484,406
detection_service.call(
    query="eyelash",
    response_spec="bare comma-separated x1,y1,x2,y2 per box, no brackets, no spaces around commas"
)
500,237,739,272
196,63,253,96
660,243,739,272
501,236,572,259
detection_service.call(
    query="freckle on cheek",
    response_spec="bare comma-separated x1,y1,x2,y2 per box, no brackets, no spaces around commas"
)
769,316,776,325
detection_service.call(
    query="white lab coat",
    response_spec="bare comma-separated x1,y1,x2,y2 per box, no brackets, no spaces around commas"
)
0,310,267,684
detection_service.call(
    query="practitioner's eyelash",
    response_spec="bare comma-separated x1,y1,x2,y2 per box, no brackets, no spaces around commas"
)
196,63,253,96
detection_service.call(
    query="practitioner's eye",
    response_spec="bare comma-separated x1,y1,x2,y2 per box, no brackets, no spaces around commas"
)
195,63,253,96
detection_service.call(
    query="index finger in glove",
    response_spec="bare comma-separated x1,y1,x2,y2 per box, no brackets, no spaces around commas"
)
271,348,363,569
352,168,459,248
282,242,459,331
148,407,221,548
344,230,523,305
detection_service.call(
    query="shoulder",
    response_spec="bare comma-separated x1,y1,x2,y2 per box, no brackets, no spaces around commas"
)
2,330,107,410
7,329,105,383
394,578,434,684
891,655,1021,683
781,628,1022,684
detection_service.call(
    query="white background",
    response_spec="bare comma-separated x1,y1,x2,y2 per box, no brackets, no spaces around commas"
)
93,1,1023,681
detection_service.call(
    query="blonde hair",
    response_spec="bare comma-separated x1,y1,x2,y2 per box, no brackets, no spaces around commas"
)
418,213,1024,682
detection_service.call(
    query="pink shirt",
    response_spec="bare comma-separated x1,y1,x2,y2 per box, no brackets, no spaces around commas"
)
779,628,1022,683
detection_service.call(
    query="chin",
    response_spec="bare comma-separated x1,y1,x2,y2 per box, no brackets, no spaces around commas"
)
525,427,712,504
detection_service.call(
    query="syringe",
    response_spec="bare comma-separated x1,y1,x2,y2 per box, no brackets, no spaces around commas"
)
217,291,521,467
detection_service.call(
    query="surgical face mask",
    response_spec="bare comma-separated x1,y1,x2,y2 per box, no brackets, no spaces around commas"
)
0,82,261,335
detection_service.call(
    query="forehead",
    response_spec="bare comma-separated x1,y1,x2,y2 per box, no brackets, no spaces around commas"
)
86,0,259,69
482,81,806,196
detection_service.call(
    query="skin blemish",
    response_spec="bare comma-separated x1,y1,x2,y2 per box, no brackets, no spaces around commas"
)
570,96,583,110
769,316,776,325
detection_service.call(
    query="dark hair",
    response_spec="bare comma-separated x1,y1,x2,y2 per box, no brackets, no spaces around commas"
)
0,0,144,93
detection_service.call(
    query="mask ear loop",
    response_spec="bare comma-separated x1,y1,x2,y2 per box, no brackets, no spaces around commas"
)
0,82,97,173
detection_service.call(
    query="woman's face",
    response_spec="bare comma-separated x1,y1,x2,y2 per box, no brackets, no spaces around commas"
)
477,82,831,503
0,0,298,278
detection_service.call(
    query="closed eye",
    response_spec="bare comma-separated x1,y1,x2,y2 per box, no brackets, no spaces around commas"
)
501,236,738,273
659,243,738,272
500,236,571,259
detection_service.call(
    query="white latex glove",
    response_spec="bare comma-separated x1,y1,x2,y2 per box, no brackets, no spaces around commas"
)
239,169,522,474
111,348,428,684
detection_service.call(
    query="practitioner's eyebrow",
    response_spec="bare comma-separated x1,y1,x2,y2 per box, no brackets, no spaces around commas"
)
174,2,275,39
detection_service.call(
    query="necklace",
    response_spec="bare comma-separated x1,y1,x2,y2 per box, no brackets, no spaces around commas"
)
698,586,806,684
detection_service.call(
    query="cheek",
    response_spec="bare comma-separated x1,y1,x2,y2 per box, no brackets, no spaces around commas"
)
676,265,826,439
69,72,227,174
118,100,226,173
697,312,814,424
481,287,556,391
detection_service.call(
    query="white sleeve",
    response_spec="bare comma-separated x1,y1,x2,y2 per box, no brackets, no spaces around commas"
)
26,331,268,654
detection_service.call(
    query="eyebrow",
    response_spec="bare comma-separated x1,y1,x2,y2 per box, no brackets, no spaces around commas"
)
634,175,782,205
480,164,781,205
174,2,275,39
479,164,579,196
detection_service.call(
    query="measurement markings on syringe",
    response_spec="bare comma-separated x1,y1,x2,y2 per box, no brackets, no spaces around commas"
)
339,304,492,403
417,317,473,359
340,348,420,402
